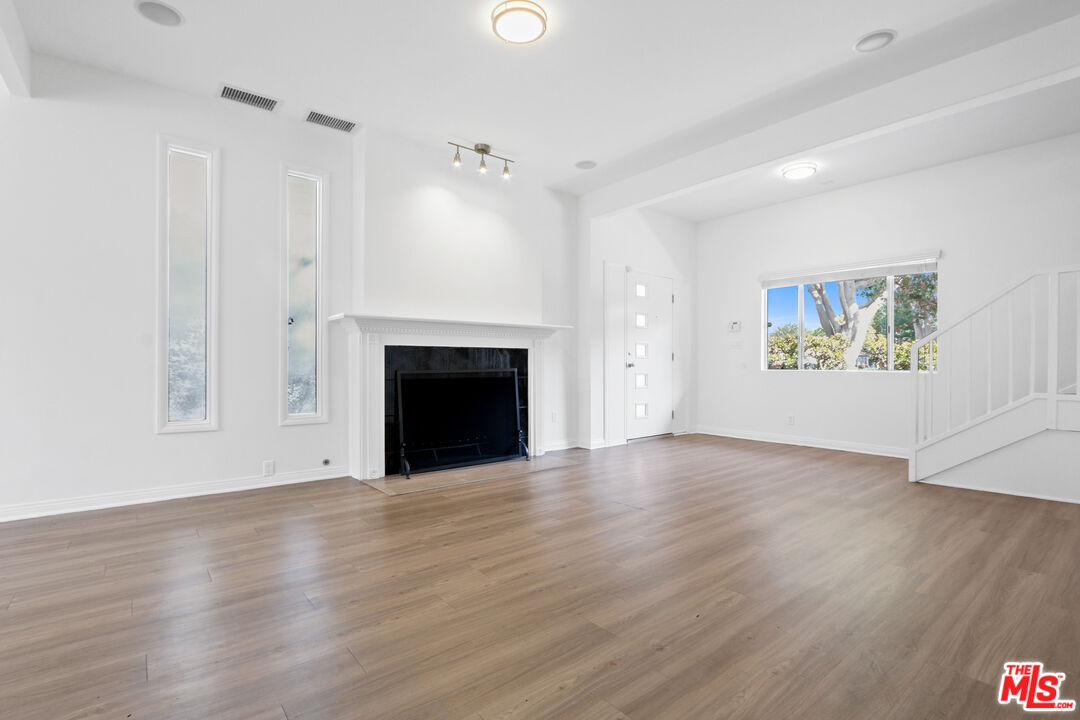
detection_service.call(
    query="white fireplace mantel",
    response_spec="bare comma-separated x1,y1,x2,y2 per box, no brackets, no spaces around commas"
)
330,313,571,481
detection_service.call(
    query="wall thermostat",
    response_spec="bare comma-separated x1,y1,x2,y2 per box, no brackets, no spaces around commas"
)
728,321,742,333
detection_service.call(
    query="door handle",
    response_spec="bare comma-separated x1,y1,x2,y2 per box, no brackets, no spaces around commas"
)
627,362,635,368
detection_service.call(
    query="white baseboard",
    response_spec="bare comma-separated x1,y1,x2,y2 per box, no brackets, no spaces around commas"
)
693,426,910,459
543,438,576,452
0,465,348,523
921,477,1080,505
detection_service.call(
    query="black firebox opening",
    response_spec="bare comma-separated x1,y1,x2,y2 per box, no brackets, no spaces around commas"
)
396,369,527,477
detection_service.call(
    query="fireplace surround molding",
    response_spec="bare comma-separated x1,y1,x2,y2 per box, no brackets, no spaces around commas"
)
330,313,571,481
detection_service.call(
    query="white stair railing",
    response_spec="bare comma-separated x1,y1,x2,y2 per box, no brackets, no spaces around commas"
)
910,266,1080,481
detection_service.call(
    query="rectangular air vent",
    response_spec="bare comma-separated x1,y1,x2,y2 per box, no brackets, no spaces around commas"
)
306,111,356,134
220,85,278,112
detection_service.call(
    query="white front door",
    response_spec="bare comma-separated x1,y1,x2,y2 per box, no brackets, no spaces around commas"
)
626,270,674,439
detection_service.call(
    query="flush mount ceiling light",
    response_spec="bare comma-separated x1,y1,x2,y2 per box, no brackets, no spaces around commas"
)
854,29,897,53
449,142,515,179
575,160,598,170
781,162,818,180
492,1,548,44
136,0,184,26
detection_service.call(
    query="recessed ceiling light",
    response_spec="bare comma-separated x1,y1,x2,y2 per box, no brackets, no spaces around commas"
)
781,162,818,181
575,160,597,170
854,29,897,53
492,1,548,44
136,1,184,27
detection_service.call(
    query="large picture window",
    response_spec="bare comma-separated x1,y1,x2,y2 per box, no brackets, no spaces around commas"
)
765,259,938,371
281,168,326,423
158,141,218,431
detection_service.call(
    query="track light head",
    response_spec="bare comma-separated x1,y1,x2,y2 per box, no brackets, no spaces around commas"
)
447,141,514,179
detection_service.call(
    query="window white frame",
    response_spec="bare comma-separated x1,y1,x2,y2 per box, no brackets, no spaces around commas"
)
156,138,220,433
279,164,329,425
762,253,939,372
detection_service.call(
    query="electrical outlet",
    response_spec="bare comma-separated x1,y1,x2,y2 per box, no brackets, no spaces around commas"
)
787,415,795,426
262,460,275,477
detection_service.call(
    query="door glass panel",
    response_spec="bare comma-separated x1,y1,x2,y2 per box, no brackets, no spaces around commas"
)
635,373,648,389
635,402,648,419
635,313,647,329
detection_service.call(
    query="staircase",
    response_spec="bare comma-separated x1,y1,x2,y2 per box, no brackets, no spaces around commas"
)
910,266,1080,483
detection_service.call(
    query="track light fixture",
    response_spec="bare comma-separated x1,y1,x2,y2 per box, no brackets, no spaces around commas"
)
448,142,516,178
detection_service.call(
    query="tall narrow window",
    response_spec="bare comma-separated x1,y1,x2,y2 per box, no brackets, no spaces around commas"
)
159,142,217,431
282,169,325,423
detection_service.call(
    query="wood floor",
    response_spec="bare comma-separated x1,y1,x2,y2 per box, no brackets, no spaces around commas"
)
2,435,1079,719
361,453,584,496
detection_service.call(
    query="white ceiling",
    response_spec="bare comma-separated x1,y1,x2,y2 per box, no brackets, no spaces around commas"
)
12,0,1058,190
649,77,1080,222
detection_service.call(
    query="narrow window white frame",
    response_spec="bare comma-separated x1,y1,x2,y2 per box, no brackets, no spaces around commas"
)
156,138,220,433
279,165,329,425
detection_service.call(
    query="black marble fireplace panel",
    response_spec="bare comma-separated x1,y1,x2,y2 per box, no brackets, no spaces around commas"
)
384,346,528,475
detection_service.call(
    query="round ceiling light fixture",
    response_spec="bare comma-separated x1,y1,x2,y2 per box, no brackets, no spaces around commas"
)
854,29,897,53
492,1,548,44
781,162,818,181
136,0,184,27
574,160,597,170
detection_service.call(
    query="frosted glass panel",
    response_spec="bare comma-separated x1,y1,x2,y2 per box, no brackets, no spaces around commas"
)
167,149,209,423
635,343,648,359
635,313,647,329
635,402,648,419
635,283,647,297
287,174,320,415
635,373,648,389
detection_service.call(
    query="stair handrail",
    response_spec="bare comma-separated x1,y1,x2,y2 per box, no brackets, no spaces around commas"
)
908,271,1044,368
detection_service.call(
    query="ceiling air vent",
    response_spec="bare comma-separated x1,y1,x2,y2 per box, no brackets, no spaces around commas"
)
220,85,278,112
306,111,357,134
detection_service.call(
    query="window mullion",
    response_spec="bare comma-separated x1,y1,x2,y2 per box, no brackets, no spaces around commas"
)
887,276,895,371
798,284,805,370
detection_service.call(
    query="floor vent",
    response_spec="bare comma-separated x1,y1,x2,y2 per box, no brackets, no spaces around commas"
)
306,111,357,134
220,85,278,112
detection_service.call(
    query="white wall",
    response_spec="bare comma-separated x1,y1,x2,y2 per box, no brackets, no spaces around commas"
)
925,430,1080,503
694,132,1080,455
0,56,354,518
582,207,696,447
359,127,578,448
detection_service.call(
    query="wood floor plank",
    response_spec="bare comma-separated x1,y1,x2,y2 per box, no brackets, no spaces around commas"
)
1,435,1078,719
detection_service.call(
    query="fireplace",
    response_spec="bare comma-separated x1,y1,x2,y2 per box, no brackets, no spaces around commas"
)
386,346,529,476
330,313,569,482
